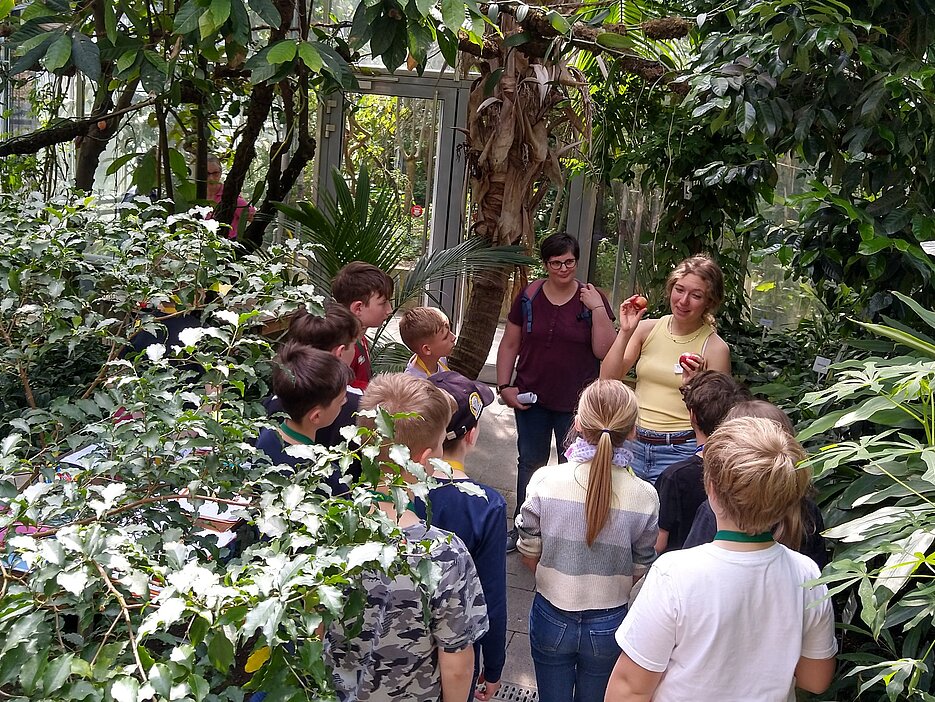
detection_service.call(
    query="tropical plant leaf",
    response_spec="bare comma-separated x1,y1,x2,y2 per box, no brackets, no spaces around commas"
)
797,396,902,442
856,321,935,359
396,239,533,305
891,291,935,334
273,165,405,296
370,338,411,374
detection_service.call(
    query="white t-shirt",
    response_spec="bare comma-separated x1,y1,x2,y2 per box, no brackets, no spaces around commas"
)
616,542,837,702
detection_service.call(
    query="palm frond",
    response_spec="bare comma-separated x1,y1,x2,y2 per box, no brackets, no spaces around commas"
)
397,239,534,305
273,163,406,296
370,338,412,374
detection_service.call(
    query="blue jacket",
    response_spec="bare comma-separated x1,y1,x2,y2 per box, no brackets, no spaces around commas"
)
412,477,508,683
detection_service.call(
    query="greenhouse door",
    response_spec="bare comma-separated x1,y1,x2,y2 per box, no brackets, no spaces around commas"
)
314,75,472,321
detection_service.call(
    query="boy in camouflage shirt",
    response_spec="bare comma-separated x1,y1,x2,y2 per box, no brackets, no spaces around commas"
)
327,373,489,702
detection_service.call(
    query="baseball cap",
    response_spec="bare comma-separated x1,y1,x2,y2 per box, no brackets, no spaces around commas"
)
428,371,495,440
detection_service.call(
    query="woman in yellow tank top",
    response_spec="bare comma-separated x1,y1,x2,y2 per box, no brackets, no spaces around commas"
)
599,255,731,483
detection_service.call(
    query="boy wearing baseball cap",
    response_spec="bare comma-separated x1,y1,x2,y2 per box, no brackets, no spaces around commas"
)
412,371,508,701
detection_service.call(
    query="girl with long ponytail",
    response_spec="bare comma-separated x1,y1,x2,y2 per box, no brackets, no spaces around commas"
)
516,379,659,702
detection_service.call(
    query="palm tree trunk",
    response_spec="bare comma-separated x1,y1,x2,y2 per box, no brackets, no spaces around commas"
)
448,267,511,379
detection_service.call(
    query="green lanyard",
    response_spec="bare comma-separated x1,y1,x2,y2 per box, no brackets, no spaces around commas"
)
279,421,314,445
714,530,774,543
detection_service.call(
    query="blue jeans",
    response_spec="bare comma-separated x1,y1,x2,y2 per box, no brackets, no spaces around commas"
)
529,593,627,702
514,404,574,517
628,431,698,484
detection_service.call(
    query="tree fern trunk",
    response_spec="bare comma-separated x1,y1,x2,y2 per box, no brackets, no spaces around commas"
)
449,267,511,379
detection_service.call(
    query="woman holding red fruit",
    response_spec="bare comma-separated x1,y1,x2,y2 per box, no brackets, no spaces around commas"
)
600,254,730,483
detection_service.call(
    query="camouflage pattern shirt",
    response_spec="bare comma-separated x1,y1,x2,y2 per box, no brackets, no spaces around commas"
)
326,522,489,701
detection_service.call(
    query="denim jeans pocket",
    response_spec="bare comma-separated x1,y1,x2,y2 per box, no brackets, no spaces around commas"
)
529,600,569,654
588,609,627,660
588,624,623,660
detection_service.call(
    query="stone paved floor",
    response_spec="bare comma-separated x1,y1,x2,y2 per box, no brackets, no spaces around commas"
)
472,402,538,692
467,393,560,695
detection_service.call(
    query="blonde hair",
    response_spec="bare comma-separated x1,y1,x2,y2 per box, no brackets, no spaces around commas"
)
575,379,639,546
703,417,810,537
358,373,454,456
665,254,724,327
399,307,449,352
723,401,806,549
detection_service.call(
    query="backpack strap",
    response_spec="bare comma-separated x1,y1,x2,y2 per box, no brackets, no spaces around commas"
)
523,279,596,332
521,279,547,333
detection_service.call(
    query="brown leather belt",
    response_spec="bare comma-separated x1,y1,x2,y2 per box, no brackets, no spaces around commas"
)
637,431,694,446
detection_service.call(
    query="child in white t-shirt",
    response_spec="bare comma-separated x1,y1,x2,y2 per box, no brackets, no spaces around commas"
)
606,416,837,702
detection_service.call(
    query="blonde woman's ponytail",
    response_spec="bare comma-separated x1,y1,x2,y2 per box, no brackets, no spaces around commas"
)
585,430,614,546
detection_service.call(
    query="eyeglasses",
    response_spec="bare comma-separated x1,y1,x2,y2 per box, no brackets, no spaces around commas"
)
547,258,578,271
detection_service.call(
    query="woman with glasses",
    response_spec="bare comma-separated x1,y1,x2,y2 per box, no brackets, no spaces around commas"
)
600,254,731,484
496,233,617,551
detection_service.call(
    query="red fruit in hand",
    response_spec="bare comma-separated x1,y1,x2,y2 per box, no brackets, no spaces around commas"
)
679,353,702,370
634,295,648,309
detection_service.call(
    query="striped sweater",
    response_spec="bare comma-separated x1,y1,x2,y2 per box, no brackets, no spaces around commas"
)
517,461,659,611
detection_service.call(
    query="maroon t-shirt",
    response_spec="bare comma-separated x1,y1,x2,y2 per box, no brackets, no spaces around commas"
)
507,283,614,412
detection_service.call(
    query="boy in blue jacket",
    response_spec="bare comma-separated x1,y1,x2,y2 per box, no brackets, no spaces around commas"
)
414,371,508,701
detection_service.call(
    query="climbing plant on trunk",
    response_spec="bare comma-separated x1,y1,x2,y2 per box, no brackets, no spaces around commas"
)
449,6,692,378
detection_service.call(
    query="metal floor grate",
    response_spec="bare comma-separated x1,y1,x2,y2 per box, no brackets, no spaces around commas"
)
493,682,539,702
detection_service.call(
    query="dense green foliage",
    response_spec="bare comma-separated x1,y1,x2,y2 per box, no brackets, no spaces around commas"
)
0,198,450,701
801,295,935,700
591,0,935,324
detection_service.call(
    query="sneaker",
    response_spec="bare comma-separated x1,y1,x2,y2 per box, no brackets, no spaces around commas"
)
506,528,518,553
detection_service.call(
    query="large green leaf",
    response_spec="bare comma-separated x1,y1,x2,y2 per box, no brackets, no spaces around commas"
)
70,33,101,81
856,320,935,359
247,0,280,27
297,42,322,72
42,34,72,72
891,291,935,334
798,396,902,441
267,40,297,64
174,1,203,33
596,32,634,51
9,34,56,74
441,0,464,31
207,0,230,30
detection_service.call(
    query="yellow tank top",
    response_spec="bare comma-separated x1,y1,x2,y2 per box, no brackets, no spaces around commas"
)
635,315,714,431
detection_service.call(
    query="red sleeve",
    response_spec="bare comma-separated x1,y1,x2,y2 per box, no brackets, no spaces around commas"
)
348,338,371,390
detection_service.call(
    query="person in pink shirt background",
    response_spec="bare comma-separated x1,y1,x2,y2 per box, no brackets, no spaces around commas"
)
206,154,255,239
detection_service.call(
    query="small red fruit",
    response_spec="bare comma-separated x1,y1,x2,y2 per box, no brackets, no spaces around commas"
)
634,295,648,309
679,352,701,370
97,120,108,130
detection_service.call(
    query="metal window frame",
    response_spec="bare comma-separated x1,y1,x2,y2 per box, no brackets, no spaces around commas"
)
314,71,601,323
314,73,475,322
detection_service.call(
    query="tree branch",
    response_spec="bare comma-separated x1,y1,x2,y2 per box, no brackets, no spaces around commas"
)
0,97,156,158
216,0,296,232
32,493,254,538
458,7,690,91
93,561,148,682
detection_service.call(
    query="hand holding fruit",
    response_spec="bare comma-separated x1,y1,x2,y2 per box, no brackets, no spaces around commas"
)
679,352,705,379
619,294,649,333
